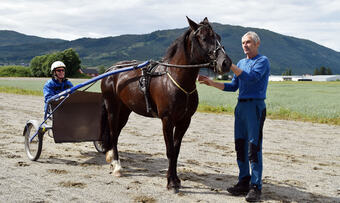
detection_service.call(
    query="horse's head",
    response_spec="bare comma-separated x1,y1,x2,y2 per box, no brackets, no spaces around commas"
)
187,17,232,74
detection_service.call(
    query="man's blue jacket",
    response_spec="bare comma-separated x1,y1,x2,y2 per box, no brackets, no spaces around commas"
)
43,78,73,111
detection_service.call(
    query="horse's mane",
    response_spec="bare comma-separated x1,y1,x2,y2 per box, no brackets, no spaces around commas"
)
164,29,191,61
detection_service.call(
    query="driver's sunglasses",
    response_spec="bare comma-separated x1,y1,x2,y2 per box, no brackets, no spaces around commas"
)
55,69,65,73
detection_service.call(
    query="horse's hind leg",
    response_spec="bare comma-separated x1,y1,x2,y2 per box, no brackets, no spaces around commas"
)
105,101,131,177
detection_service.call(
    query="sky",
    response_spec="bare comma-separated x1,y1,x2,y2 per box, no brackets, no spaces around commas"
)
1,0,340,52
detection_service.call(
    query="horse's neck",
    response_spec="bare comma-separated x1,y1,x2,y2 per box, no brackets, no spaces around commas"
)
167,57,200,89
165,37,204,88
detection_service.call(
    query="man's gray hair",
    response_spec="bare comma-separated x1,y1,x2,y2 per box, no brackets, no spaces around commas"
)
242,31,260,44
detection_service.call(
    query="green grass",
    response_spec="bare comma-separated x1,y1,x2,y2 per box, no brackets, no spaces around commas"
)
0,77,101,92
265,81,340,124
197,81,340,125
1,77,339,125
0,86,43,96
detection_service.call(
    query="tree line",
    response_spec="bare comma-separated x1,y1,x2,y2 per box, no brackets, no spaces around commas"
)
282,67,333,76
313,66,332,75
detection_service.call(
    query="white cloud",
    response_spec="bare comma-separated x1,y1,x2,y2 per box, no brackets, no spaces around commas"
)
0,0,339,51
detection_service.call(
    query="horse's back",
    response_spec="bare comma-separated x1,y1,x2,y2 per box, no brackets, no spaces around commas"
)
101,60,153,115
101,60,141,91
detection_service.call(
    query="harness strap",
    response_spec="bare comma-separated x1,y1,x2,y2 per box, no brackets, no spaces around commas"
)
166,72,196,95
139,63,166,117
167,72,196,114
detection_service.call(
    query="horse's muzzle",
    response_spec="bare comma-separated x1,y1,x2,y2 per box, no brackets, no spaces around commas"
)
215,50,232,74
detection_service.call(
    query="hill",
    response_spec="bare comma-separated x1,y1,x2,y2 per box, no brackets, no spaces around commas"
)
0,30,65,47
0,25,339,75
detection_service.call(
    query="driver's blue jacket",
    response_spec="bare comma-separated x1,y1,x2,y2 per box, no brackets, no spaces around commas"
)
43,78,73,112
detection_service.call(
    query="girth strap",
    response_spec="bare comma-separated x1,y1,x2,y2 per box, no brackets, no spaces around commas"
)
139,64,166,116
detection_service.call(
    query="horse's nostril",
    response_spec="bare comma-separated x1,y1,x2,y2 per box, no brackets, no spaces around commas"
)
222,61,226,68
222,60,232,72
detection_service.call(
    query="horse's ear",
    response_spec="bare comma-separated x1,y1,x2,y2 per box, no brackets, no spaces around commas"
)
186,16,198,31
203,17,209,24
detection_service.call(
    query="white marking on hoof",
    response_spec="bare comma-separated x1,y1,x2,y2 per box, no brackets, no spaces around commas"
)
105,149,113,163
111,159,122,177
113,170,122,177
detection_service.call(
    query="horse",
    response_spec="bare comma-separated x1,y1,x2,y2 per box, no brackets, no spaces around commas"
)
100,17,232,193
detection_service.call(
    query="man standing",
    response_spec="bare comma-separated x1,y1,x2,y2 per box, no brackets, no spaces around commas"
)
198,31,270,202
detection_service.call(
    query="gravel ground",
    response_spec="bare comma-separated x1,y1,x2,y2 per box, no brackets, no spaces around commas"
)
0,93,339,202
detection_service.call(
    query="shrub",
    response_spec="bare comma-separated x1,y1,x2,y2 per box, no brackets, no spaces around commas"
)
0,66,32,77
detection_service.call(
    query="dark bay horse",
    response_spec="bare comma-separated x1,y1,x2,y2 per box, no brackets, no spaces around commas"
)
100,17,232,192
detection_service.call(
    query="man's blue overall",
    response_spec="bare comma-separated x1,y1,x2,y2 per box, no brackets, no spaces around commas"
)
223,54,270,189
234,99,266,188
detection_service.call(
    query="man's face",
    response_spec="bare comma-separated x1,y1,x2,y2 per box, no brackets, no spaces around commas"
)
242,35,259,58
55,68,65,79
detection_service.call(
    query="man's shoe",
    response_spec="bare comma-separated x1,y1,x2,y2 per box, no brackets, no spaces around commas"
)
227,182,250,196
245,185,261,202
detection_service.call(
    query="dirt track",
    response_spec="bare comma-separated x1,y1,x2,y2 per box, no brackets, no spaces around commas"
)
0,93,339,202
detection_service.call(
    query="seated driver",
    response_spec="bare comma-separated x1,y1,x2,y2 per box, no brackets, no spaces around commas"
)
43,61,73,115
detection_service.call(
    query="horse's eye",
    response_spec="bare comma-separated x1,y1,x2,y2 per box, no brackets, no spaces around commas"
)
198,35,207,42
196,34,204,41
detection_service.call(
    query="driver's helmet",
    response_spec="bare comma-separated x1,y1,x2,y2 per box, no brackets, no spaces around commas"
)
51,61,66,72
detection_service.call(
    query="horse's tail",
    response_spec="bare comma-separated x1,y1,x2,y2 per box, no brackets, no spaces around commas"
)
100,100,111,152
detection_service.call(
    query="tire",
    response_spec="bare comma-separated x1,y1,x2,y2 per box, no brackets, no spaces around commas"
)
93,141,105,153
24,120,43,161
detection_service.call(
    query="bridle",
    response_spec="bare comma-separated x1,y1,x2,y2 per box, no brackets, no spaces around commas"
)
209,38,225,73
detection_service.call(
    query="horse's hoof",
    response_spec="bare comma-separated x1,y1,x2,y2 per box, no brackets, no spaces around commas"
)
167,185,180,194
113,170,122,177
172,187,179,194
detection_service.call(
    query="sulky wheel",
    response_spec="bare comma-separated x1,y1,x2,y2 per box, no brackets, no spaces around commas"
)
24,120,44,161
93,141,106,153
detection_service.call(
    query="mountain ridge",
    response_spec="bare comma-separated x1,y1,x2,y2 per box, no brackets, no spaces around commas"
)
1,24,339,75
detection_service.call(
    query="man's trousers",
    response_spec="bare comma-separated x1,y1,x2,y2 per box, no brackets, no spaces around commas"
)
234,99,266,189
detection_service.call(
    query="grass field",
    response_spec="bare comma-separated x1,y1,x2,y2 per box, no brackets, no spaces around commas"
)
1,77,339,125
198,81,340,125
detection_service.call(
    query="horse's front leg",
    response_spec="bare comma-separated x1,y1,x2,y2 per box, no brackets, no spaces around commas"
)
172,118,192,188
161,117,180,193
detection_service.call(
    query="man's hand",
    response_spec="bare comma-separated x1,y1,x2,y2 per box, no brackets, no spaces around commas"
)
197,74,225,90
197,75,213,86
231,64,243,76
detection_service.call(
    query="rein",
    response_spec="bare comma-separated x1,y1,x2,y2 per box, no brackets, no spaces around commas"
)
150,60,212,69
